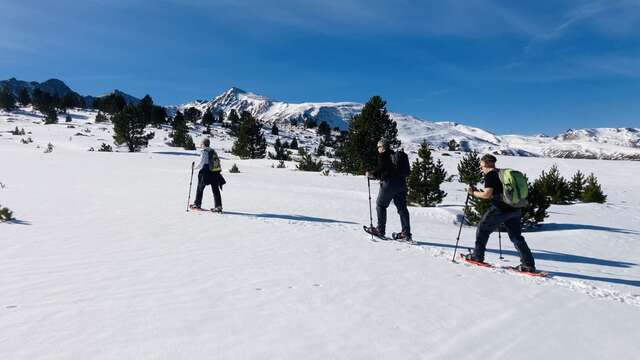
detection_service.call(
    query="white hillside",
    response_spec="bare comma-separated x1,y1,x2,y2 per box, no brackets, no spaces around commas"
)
1,108,639,359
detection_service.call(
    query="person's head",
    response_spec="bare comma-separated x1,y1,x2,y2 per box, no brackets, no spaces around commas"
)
202,138,210,148
377,139,387,154
480,154,497,174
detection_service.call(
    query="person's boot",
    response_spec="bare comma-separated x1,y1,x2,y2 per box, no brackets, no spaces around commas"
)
364,225,385,238
514,264,536,273
190,204,202,210
392,232,413,242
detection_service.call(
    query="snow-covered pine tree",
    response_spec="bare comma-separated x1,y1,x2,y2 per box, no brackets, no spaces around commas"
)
580,173,607,203
569,170,586,202
271,123,279,136
407,140,447,207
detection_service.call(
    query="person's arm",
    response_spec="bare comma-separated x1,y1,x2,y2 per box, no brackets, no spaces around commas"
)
366,155,385,179
194,150,206,170
468,186,493,199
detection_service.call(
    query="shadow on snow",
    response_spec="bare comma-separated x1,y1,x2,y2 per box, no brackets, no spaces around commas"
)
222,211,358,225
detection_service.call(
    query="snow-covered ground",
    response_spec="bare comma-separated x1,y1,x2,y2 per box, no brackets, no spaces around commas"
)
1,109,639,359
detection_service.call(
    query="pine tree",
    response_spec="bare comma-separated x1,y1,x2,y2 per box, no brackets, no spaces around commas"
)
290,137,299,149
97,93,126,114
227,109,241,136
335,96,400,174
0,204,13,222
407,141,448,207
138,95,154,126
457,151,488,225
522,176,551,229
150,106,167,127
569,170,586,202
18,88,31,106
95,111,109,123
268,138,291,160
296,148,324,171
271,123,279,135
448,139,459,151
317,121,331,137
231,111,267,159
537,164,571,204
112,105,155,152
580,173,607,203
315,139,326,157
170,111,190,148
184,107,202,125
0,87,17,111
457,151,483,186
44,109,58,124
202,109,214,128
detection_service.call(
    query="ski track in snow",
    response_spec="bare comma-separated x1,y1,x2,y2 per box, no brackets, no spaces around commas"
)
363,237,640,308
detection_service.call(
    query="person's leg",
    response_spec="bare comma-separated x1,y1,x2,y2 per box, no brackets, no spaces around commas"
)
194,170,207,207
504,211,535,268
393,191,411,236
211,184,222,209
472,207,503,261
376,185,394,235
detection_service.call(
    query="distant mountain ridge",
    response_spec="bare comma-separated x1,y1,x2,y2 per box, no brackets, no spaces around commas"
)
172,87,640,161
0,77,140,107
3,77,638,160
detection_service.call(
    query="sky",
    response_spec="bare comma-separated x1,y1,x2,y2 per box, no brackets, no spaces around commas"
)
1,0,639,134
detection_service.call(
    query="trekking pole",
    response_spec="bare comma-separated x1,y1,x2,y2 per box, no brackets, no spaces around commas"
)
186,161,195,212
367,177,374,241
498,229,504,260
452,193,471,262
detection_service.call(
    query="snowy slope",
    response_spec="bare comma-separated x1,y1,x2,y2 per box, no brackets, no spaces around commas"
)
172,88,640,161
1,109,639,359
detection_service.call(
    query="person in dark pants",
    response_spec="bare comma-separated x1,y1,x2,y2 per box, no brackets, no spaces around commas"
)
464,154,536,271
365,139,411,241
191,138,226,212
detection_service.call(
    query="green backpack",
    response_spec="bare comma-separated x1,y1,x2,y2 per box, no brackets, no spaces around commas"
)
498,169,529,208
207,148,221,172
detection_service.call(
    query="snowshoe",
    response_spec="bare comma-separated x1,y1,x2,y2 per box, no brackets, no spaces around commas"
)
506,265,548,277
363,225,388,241
459,253,494,268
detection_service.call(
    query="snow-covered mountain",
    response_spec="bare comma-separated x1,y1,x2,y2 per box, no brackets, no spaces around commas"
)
172,87,640,161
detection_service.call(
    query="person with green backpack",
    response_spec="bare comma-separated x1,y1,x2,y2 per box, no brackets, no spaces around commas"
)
463,154,536,272
190,138,226,212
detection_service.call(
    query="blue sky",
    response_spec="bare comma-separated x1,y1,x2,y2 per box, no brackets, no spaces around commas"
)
1,0,639,134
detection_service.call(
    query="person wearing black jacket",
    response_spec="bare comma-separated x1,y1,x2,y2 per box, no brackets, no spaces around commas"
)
463,154,535,271
365,139,412,241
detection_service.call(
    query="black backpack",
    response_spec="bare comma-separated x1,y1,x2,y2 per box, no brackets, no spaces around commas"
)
391,150,411,178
